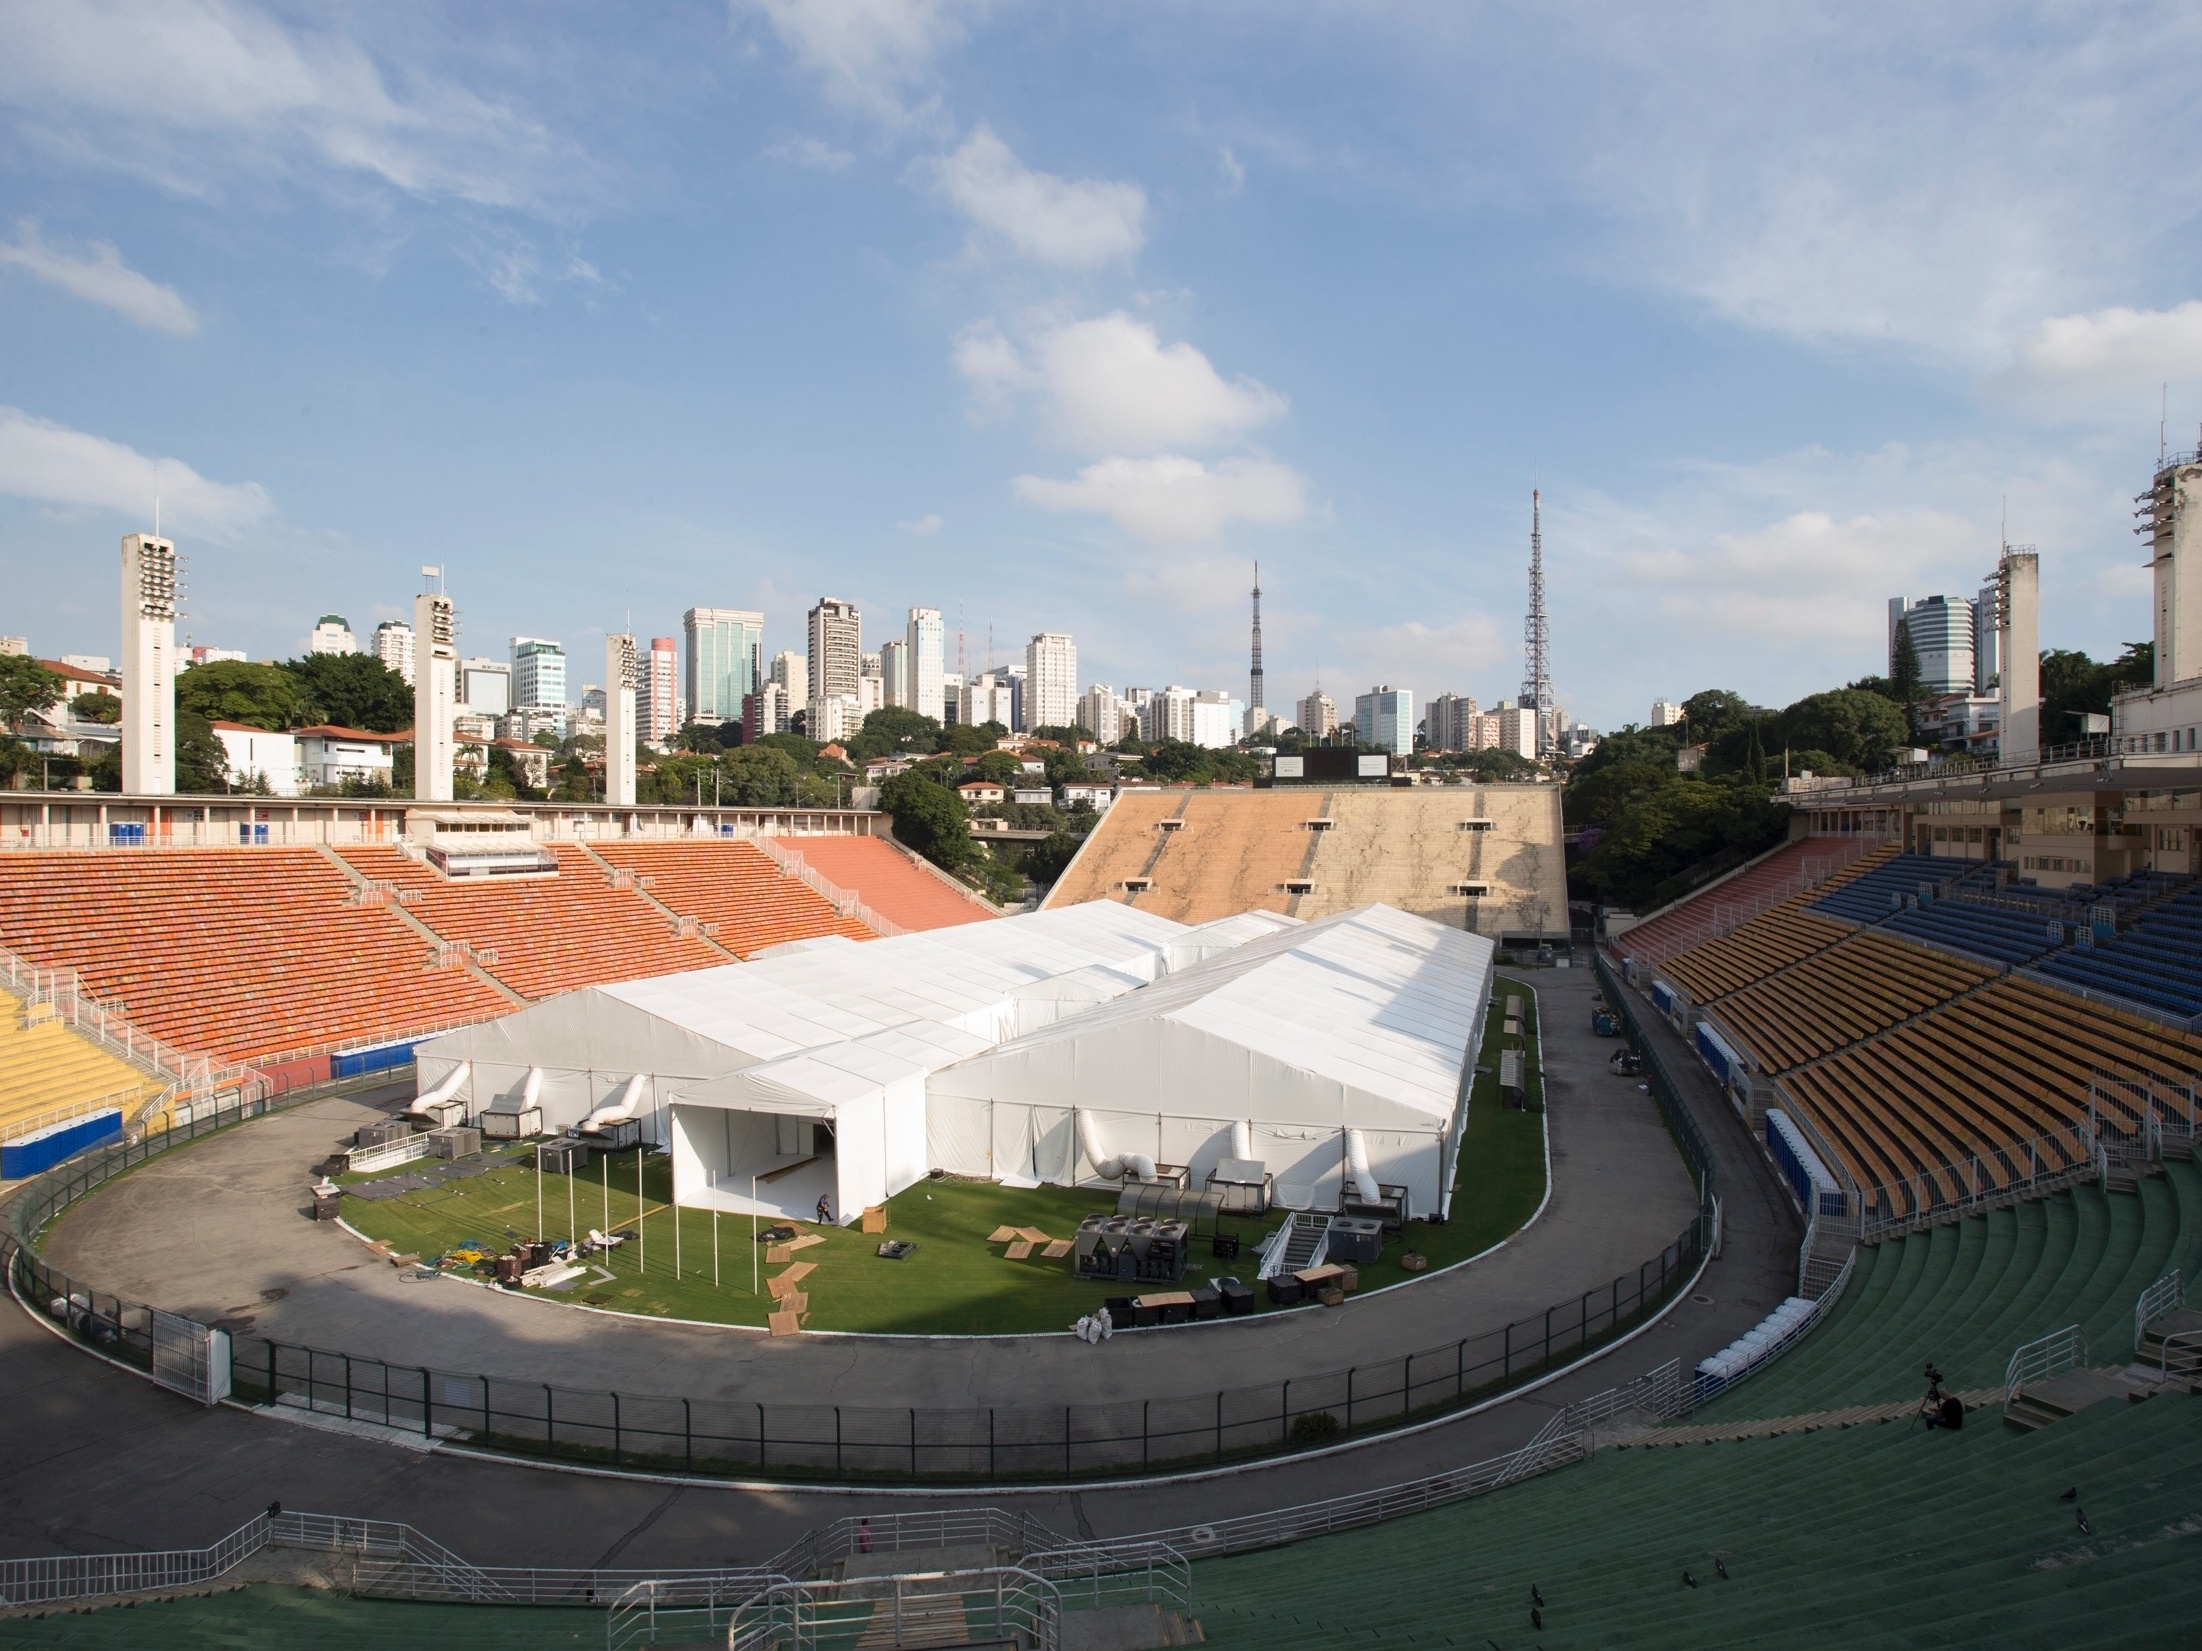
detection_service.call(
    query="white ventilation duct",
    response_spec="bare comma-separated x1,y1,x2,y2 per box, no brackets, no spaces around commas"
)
579,1073,645,1134
405,1061,469,1118
1344,1128,1379,1203
1231,1119,1255,1161
1124,1152,1157,1182
1077,1110,1125,1180
520,1067,544,1111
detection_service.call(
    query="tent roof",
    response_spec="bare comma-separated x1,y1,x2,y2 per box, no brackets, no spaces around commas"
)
937,905,1491,1124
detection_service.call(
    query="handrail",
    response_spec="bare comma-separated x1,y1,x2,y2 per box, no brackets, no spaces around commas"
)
0,1086,155,1145
2135,1269,2186,1357
0,942,253,1100
2153,1329,2202,1382
2004,1324,2087,1417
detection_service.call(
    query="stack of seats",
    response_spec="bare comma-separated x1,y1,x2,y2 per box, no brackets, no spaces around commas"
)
1806,853,1950,924
1779,978,2202,1204
2034,884,2202,1019
1618,839,1865,965
589,840,875,958
338,845,726,998
766,836,995,932
1696,932,1991,1074
0,997,162,1138
0,849,510,1065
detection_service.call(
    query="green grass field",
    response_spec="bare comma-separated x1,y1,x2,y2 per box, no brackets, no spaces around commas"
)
338,976,1547,1336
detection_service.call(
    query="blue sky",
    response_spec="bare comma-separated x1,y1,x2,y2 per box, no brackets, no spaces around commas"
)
3,1,2200,729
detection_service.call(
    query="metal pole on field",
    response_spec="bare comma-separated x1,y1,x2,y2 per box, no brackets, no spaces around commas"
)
567,1164,576,1245
535,1149,543,1241
638,1145,646,1274
603,1150,611,1243
675,1188,682,1279
752,1174,759,1295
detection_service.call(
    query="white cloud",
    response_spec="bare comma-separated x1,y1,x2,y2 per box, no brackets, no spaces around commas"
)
931,127,1146,267
764,134,856,171
898,512,943,533
1218,146,1245,195
0,220,198,334
745,0,990,123
0,0,579,212
1014,455,1305,544
1331,613,1514,697
2000,302,2202,415
957,313,1286,452
0,406,272,536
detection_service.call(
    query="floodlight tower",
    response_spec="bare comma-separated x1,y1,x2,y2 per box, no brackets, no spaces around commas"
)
1996,542,2040,766
120,532,178,794
414,574,458,802
1520,490,1554,756
605,632,638,807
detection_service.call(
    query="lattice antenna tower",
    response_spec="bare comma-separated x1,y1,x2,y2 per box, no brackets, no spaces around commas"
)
1249,560,1264,712
1520,489,1553,748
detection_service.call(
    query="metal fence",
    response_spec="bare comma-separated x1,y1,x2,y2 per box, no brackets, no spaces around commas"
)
8,1063,1714,1485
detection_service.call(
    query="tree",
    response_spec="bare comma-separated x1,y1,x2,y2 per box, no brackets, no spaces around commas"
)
1771,689,1908,773
879,770,975,871
176,661,308,730
1680,689,1757,738
176,711,230,792
71,689,122,725
0,656,66,730
2041,643,2152,746
1889,625,1923,737
1024,828,1086,886
285,652,412,731
941,720,1006,757
855,706,943,755
718,745,807,806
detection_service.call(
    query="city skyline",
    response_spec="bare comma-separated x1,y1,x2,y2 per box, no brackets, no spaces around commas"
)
2,8,2193,732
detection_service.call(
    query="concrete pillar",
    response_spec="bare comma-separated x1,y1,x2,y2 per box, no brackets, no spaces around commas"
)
119,534,177,795
413,592,457,802
1999,551,2039,764
605,633,638,808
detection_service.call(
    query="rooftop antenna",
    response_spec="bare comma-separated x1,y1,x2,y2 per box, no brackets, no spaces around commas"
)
152,460,161,538
1520,487,1553,755
2162,383,2169,467
1249,560,1265,713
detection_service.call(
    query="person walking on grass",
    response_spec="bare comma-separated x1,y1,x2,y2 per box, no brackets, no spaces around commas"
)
816,1193,832,1226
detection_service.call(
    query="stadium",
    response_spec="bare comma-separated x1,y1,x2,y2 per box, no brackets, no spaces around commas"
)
5,450,2202,1651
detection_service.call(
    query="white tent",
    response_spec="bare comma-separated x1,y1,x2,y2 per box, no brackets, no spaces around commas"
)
925,905,1492,1217
412,901,1229,1221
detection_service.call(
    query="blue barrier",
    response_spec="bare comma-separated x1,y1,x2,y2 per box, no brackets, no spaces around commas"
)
1693,1021,1741,1087
1,1110,124,1179
1650,980,1676,1017
1766,1108,1845,1216
331,1042,418,1080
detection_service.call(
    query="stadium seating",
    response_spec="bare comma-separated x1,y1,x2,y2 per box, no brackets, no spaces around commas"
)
0,997,162,1140
765,835,997,932
2035,885,2202,1019
1806,852,1951,923
1116,789,1315,923
1883,895,2063,966
337,845,727,998
588,839,874,957
1617,838,1870,965
0,849,511,1064
1043,790,1187,909
1656,905,1853,1005
1699,932,1991,1075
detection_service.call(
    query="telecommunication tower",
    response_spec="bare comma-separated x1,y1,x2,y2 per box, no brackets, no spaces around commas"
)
1520,489,1553,754
1249,561,1265,714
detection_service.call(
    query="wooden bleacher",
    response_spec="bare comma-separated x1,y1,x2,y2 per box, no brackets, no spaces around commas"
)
0,848,510,1065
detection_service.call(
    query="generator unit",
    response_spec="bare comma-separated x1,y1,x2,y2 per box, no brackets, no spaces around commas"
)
1071,1214,1189,1284
567,1117,641,1152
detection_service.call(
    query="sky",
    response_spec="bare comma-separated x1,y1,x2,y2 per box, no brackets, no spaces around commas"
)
2,1,2201,731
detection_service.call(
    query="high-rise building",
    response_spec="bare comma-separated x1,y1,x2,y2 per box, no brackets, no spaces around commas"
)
638,637,678,747
858,650,885,718
1355,686,1415,755
309,614,356,656
1494,699,1538,759
461,657,511,715
1138,686,1198,744
372,620,415,685
941,672,964,725
1424,693,1480,752
1297,688,1338,741
414,587,458,802
1191,690,1239,750
684,607,764,725
879,640,909,709
511,637,567,710
906,608,944,725
1888,595,1977,696
187,645,247,667
808,598,861,710
120,533,177,794
769,649,807,715
1078,684,1124,743
604,633,637,806
959,671,1017,731
811,692,863,744
1024,632,1078,732
1649,699,1684,727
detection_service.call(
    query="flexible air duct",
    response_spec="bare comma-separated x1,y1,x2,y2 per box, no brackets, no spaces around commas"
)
1230,1119,1255,1161
1125,1152,1157,1182
579,1072,645,1133
1077,1110,1124,1180
520,1067,544,1110
405,1061,470,1117
1344,1128,1379,1203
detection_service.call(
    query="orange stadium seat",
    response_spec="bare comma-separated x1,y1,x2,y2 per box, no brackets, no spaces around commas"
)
765,836,995,932
590,839,877,958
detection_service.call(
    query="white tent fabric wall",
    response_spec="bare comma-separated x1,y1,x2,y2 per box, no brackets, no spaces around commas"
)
925,905,1491,1217
411,901,1215,1218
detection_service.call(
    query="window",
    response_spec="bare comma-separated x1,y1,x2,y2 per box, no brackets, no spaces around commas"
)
1283,880,1314,894
1156,818,1183,831
1303,819,1334,831
1457,818,1493,832
1450,882,1490,897
1121,878,1151,892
